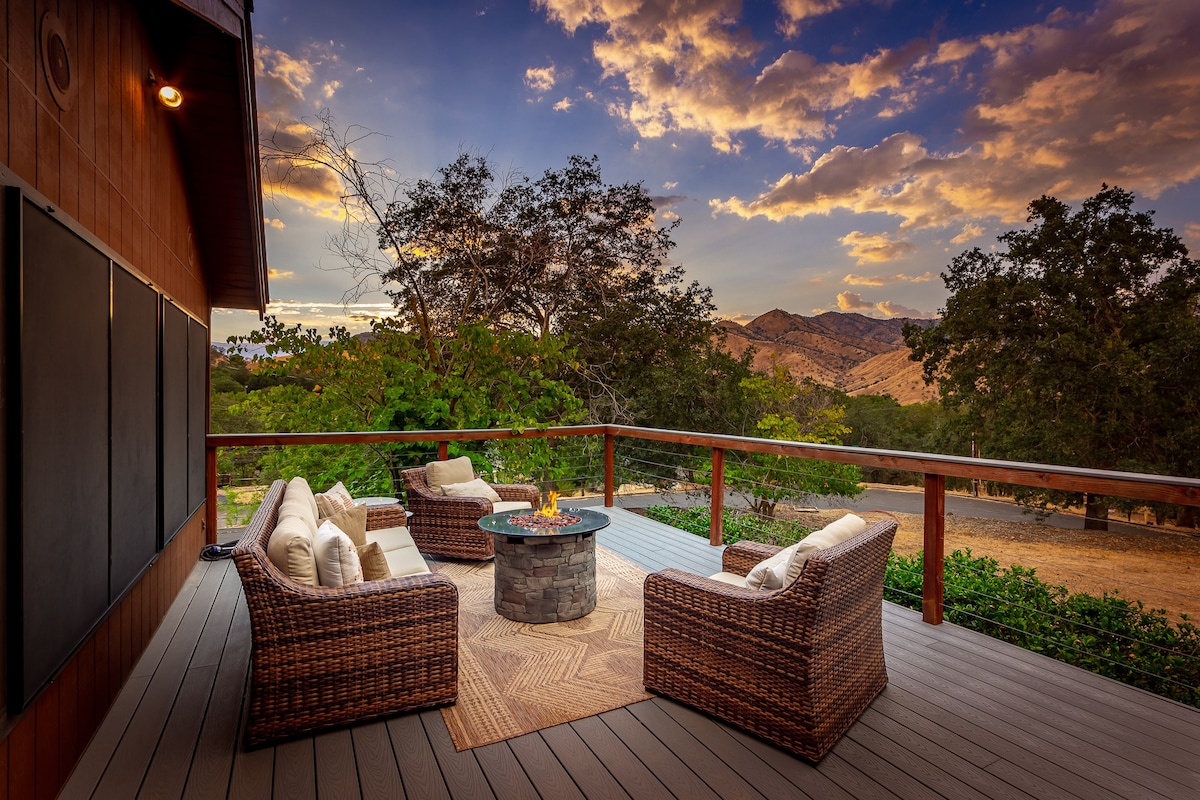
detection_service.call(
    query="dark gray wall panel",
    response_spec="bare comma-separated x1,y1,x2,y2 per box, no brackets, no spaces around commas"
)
162,302,188,544
187,318,207,514
16,199,110,707
111,270,159,600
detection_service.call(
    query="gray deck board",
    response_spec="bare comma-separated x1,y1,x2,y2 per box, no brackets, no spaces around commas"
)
58,507,1200,799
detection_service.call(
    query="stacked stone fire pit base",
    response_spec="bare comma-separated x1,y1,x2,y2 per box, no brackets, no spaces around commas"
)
493,532,597,623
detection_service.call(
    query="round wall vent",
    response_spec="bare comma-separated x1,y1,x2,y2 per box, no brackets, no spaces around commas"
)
41,12,78,112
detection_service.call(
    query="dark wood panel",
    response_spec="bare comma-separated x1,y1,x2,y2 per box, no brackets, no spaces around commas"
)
504,728,586,800
188,317,207,514
162,300,188,544
420,709,494,799
472,742,538,800
648,700,814,800
137,664,217,799
182,592,252,800
539,724,631,800
567,716,671,800
272,739,315,800
111,266,159,601
34,681,59,800
596,707,720,800
16,198,110,708
625,700,766,800
313,729,359,800
350,723,406,800
385,714,449,800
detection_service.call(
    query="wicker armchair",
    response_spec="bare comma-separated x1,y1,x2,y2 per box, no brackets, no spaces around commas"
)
402,466,541,560
643,519,898,762
233,480,459,747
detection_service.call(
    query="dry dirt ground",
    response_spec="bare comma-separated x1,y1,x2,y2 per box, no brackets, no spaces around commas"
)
774,504,1200,623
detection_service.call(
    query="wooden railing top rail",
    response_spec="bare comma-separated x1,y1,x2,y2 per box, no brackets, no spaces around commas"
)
207,424,1200,507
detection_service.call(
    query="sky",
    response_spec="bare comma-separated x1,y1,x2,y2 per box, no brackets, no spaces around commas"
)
212,0,1200,343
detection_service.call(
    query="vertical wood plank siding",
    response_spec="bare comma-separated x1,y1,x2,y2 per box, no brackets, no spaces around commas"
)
1,0,218,797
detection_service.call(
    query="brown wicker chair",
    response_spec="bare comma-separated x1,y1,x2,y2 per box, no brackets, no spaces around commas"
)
401,466,541,560
233,480,459,747
643,519,898,762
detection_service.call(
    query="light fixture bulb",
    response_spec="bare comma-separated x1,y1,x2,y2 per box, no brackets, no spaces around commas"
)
157,85,183,108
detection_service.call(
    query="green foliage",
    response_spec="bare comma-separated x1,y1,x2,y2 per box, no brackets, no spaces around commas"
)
905,186,1200,524
719,362,863,516
885,549,1199,707
656,504,1199,708
838,394,965,484
220,317,584,495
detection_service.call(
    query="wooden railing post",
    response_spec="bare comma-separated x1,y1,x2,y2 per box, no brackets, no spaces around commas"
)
437,441,449,461
206,444,218,546
603,433,615,508
923,473,946,624
710,447,725,546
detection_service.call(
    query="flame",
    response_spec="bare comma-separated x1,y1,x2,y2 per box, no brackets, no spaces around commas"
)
534,491,559,518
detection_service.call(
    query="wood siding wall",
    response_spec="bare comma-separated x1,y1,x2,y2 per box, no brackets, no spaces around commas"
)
0,516,205,800
2,0,208,312
2,0,220,797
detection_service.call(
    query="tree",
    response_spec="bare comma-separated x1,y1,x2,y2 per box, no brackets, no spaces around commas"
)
722,361,863,517
905,186,1200,529
226,317,584,496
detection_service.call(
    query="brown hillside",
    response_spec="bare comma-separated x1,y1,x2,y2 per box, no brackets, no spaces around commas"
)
717,310,937,404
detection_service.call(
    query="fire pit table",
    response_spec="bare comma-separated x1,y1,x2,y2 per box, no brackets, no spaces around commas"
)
477,507,611,623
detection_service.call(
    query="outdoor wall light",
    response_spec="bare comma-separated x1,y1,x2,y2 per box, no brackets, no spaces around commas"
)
147,70,183,109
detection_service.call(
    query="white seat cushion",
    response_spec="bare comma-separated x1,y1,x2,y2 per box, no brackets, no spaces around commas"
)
492,500,533,513
745,544,798,590
366,526,417,553
385,544,431,577
708,571,749,587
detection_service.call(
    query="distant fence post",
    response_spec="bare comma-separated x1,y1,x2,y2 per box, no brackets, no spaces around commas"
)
206,444,218,546
604,433,615,508
710,448,725,546
437,441,449,461
923,473,946,624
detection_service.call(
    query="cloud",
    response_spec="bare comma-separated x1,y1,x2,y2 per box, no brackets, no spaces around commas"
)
267,268,295,279
651,194,689,209
836,291,874,311
835,291,936,318
264,217,287,230
255,41,353,217
839,231,918,265
776,1,847,37
553,97,574,111
525,64,557,93
664,180,678,190
535,0,929,154
710,0,1200,230
950,223,984,244
1184,223,1200,249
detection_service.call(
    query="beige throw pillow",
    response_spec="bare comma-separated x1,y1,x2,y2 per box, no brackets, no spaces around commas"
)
266,515,319,586
315,481,355,517
314,520,363,587
320,503,368,547
441,477,502,503
745,542,800,590
784,513,869,584
356,542,391,581
744,513,870,590
425,456,475,495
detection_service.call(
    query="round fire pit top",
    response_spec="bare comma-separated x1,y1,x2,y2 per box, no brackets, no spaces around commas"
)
478,507,610,538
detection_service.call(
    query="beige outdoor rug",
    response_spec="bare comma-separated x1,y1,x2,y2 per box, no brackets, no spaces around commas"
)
433,546,652,751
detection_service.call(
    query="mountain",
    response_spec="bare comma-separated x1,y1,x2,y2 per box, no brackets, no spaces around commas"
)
717,310,937,404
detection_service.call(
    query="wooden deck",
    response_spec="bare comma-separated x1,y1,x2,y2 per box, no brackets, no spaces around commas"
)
60,508,1200,799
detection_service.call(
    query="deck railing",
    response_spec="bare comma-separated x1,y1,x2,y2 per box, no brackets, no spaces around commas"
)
206,424,1200,626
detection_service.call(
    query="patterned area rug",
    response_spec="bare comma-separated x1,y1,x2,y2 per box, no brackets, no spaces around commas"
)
434,546,652,751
